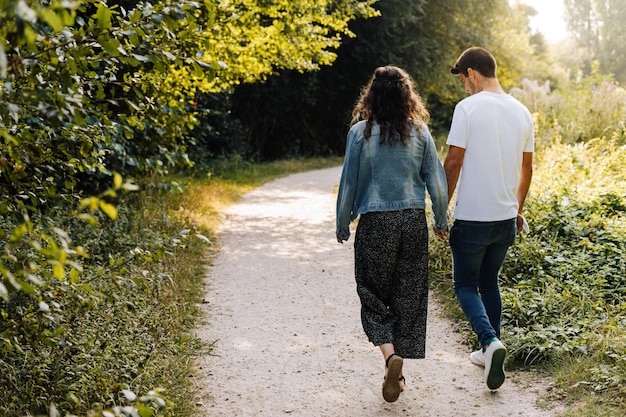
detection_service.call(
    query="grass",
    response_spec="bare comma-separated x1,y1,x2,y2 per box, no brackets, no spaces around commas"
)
172,157,343,234
546,356,626,417
150,157,343,414
45,149,615,416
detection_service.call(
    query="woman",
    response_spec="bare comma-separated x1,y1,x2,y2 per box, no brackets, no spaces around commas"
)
336,66,448,402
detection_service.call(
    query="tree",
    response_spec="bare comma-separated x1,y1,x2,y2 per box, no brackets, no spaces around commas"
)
1,1,378,412
201,0,379,90
563,0,626,82
228,0,544,160
0,0,381,316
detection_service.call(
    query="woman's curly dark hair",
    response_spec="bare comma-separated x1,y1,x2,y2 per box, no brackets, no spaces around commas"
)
351,66,430,145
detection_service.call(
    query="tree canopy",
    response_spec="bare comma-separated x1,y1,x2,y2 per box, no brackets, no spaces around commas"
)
0,0,376,216
227,0,546,159
563,0,626,82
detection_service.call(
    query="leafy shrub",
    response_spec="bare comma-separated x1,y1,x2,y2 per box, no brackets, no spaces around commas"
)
429,132,626,412
502,192,625,362
498,137,626,406
0,179,209,416
0,0,381,414
511,62,626,146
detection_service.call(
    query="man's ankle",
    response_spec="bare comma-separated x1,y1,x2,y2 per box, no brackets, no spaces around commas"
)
482,337,499,351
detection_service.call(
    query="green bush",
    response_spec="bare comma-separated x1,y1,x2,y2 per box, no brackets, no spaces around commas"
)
502,192,625,362
0,179,208,416
0,0,376,412
511,62,626,146
429,92,626,413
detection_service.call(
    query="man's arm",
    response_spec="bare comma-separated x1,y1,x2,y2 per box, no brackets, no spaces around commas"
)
517,152,533,213
443,145,465,203
516,151,533,231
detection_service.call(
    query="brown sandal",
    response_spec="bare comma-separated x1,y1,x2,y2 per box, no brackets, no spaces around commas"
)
382,354,404,402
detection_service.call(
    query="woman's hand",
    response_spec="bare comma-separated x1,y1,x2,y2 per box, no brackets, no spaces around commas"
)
433,226,448,240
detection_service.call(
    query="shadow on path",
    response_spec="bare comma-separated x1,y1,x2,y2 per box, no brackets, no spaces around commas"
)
194,166,555,417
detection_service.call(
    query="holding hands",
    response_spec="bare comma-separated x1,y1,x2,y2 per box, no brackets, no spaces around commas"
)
433,226,448,240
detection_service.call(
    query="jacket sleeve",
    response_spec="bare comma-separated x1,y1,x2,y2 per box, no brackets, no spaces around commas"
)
420,126,449,232
335,129,361,241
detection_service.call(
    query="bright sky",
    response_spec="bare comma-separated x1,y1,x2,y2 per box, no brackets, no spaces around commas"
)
512,0,568,43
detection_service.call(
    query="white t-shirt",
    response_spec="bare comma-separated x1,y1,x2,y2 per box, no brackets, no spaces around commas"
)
447,91,534,221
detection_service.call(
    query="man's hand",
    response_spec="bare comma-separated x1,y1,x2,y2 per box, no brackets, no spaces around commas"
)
516,214,529,234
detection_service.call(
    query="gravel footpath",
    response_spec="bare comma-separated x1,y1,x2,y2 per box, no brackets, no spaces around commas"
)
194,166,557,417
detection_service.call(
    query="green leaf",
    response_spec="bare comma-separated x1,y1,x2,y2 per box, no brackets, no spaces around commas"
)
52,262,65,279
78,213,98,225
114,172,123,189
137,403,154,417
95,4,112,29
40,10,64,32
9,224,29,243
129,9,142,22
204,0,217,26
69,268,80,283
98,37,121,56
17,279,36,295
81,196,99,210
99,201,118,220
0,283,8,302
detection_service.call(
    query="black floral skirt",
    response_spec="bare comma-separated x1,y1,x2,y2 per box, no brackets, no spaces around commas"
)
354,208,429,359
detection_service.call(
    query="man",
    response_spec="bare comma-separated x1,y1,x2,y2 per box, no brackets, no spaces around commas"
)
443,47,534,391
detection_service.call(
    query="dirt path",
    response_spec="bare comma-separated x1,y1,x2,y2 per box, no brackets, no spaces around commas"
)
194,166,557,417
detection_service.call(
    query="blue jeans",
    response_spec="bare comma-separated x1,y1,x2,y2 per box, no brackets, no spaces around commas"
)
449,219,517,347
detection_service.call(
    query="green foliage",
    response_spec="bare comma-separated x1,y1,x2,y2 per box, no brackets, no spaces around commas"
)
531,137,626,199
0,0,376,412
499,138,625,376
0,178,209,415
563,0,626,83
430,78,626,414
504,137,625,410
502,191,625,362
226,0,552,160
0,0,213,223
203,0,379,89
0,174,134,304
0,0,376,211
511,64,626,146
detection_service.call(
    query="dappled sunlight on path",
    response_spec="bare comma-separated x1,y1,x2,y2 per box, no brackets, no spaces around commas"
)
194,166,556,416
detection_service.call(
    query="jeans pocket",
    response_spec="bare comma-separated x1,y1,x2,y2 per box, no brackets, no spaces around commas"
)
450,221,489,254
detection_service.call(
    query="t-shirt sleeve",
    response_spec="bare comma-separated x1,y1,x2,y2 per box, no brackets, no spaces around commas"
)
446,104,468,149
523,108,535,153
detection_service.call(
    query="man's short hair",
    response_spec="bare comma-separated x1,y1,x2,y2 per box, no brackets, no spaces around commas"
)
450,47,497,78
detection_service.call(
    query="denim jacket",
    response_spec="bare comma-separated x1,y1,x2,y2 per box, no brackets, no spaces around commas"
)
336,121,448,241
